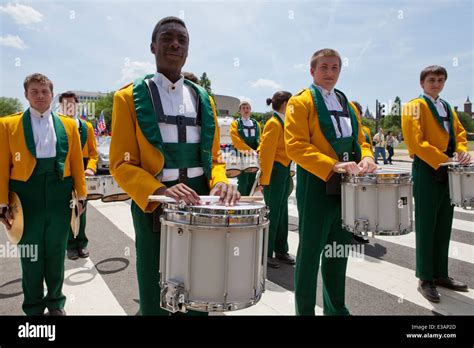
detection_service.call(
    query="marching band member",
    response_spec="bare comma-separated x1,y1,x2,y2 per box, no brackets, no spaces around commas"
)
109,17,239,316
230,101,261,195
59,91,99,260
259,91,295,269
285,49,376,315
402,65,470,303
0,73,86,316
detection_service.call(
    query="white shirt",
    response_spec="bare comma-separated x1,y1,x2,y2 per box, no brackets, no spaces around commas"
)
315,85,352,138
241,117,256,137
30,107,57,158
424,94,449,132
153,72,203,182
275,111,285,122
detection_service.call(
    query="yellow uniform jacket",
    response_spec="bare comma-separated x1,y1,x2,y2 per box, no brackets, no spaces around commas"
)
0,111,87,205
402,97,467,170
81,120,99,173
110,81,227,213
230,118,262,152
284,89,373,182
259,115,291,185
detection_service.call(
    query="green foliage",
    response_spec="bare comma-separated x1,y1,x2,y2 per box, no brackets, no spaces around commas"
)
457,112,474,133
199,72,212,96
92,92,114,129
0,97,23,117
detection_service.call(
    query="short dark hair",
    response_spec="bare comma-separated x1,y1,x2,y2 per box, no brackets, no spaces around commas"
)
266,91,292,112
182,71,199,84
420,65,448,82
151,16,187,43
59,91,78,103
23,73,53,93
352,101,363,116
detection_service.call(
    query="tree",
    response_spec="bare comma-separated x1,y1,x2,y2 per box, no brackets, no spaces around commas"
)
199,72,212,95
0,97,23,117
457,111,474,133
391,96,401,116
93,92,115,129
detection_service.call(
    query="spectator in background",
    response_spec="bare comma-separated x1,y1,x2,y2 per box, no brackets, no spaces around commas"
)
386,131,398,165
373,128,388,165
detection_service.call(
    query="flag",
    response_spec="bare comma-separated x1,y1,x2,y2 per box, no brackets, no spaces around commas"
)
97,111,107,133
80,104,87,120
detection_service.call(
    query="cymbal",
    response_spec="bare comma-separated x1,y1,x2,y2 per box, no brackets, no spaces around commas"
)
70,190,80,238
4,192,24,244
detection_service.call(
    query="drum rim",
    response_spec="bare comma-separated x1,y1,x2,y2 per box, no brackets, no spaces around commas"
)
448,165,474,173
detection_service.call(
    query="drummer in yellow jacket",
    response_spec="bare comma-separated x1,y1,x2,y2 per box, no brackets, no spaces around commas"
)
230,101,261,195
285,49,376,315
109,17,239,316
259,91,295,269
59,91,99,260
0,73,86,316
402,65,470,303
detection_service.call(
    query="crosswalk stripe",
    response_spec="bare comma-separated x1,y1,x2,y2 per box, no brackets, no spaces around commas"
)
63,258,126,315
285,231,474,315
90,200,136,241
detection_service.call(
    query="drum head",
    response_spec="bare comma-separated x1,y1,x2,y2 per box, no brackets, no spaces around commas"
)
244,167,258,173
226,169,242,178
70,190,80,238
4,192,24,244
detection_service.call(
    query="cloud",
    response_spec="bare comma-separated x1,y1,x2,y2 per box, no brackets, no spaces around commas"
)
237,96,252,104
0,3,43,26
294,63,309,70
0,35,27,49
118,60,155,84
250,78,281,89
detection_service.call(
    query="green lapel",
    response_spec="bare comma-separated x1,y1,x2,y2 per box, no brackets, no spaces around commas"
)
309,85,361,159
420,95,456,148
133,74,215,179
237,117,260,148
78,119,88,150
273,113,284,128
51,112,69,178
22,109,37,158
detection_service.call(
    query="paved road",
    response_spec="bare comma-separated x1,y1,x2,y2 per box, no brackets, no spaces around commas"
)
0,161,473,316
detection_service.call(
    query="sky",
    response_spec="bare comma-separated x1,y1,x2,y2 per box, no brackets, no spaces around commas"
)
1,0,473,114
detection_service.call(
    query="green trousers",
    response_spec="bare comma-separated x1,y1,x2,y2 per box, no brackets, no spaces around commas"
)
263,162,290,257
412,156,453,281
294,167,352,316
130,175,209,316
67,202,88,249
10,158,73,315
237,171,257,196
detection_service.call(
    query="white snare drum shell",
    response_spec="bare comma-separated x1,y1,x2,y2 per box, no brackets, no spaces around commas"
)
101,175,130,202
86,177,104,200
448,165,474,209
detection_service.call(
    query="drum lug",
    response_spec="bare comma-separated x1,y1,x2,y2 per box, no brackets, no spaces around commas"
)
354,219,369,236
160,279,187,313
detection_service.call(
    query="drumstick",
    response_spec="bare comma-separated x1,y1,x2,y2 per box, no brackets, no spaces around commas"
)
148,195,264,203
439,161,474,167
337,165,383,174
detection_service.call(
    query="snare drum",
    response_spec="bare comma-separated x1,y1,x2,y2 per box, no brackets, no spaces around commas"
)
341,171,413,236
225,154,242,178
242,153,260,173
85,176,104,200
448,164,474,209
159,202,269,313
101,175,130,202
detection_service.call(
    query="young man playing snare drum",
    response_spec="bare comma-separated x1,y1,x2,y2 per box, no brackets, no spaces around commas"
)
285,49,376,315
109,16,239,316
402,65,471,303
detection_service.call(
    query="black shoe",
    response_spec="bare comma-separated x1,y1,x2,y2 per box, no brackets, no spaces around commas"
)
267,257,280,269
47,308,66,316
67,248,79,260
78,247,89,258
275,252,296,265
434,277,469,292
417,280,440,303
352,234,370,244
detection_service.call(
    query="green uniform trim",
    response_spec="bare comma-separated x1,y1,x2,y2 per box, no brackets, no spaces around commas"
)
162,143,202,169
309,85,361,160
132,74,215,179
78,119,88,150
237,117,260,150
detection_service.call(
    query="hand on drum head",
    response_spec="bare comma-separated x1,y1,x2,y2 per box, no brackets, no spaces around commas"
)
333,161,360,175
84,169,95,176
157,184,202,205
209,182,240,206
358,157,378,174
454,152,472,165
